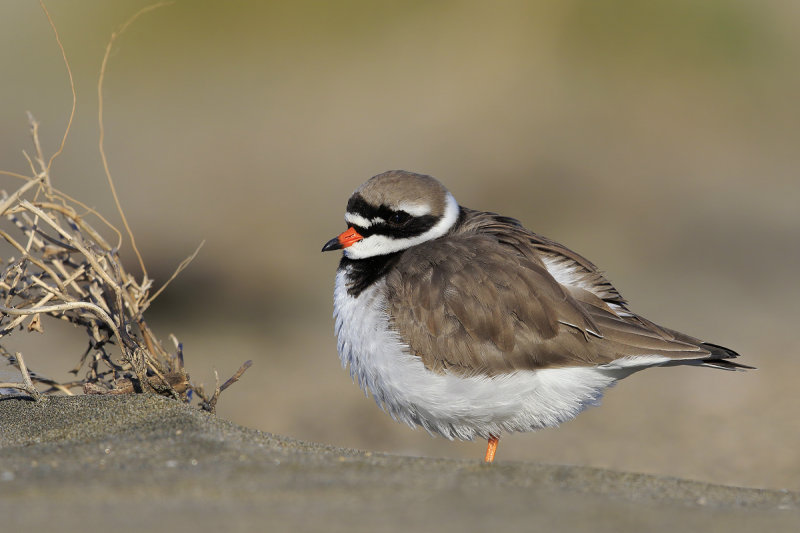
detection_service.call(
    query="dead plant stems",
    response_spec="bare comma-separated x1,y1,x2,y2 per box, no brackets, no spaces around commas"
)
97,3,175,280
0,1,251,411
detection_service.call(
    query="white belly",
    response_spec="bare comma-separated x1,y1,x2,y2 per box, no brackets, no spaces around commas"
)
333,268,637,441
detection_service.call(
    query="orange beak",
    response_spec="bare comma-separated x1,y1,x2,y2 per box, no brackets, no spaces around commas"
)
321,227,364,252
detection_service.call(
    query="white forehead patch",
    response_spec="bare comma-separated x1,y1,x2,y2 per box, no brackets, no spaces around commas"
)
345,213,385,229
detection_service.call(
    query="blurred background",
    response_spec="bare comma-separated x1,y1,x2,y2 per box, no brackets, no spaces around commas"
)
1,0,798,490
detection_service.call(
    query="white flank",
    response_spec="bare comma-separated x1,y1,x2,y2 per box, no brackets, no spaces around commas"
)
540,255,591,290
343,192,460,259
540,254,634,317
597,355,672,369
608,302,633,317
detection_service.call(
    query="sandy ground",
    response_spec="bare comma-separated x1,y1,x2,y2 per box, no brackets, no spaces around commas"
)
1,394,798,533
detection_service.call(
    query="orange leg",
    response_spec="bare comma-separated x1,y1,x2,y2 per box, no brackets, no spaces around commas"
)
484,435,499,463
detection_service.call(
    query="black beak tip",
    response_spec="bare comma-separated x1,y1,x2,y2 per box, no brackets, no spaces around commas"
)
321,237,342,252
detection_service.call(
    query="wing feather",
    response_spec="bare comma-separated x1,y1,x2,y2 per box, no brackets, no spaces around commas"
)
384,210,743,376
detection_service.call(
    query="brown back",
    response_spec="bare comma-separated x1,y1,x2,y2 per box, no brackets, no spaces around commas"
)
385,208,719,376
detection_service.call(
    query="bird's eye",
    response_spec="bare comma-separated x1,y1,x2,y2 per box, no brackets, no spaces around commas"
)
389,212,411,225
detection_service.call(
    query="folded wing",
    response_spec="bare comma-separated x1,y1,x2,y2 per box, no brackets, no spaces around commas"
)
384,211,747,376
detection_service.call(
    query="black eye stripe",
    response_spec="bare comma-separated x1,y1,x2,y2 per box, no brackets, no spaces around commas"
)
360,215,437,239
384,214,437,239
389,212,411,224
346,195,412,222
344,194,438,239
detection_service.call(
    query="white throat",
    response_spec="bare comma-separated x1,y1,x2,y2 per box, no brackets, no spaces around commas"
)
343,192,460,260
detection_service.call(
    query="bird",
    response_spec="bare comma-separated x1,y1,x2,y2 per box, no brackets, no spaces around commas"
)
321,170,751,463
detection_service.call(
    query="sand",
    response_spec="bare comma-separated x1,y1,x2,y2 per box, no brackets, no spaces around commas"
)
1,394,797,532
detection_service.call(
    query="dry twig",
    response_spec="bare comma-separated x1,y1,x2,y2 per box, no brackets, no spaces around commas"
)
0,352,42,400
0,2,251,411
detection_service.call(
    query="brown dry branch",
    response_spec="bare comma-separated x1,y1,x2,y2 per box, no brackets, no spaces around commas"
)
200,360,254,413
0,2,250,412
0,114,249,412
0,351,42,400
0,113,250,412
